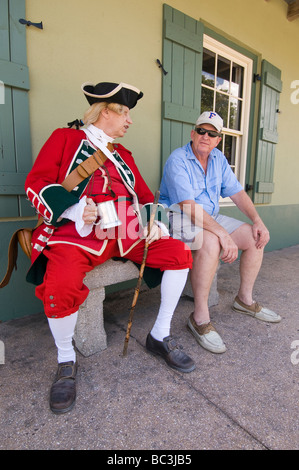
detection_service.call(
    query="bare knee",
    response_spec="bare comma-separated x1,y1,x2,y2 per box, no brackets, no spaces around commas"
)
193,231,221,260
231,223,260,251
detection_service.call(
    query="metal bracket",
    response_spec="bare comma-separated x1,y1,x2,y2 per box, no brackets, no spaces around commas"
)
19,19,43,29
156,59,168,76
253,73,261,83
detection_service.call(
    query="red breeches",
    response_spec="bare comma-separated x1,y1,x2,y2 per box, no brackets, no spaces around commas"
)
36,237,192,318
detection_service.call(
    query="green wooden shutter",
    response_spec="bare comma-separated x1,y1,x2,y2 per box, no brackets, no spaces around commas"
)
253,60,282,204
0,0,33,217
161,5,204,169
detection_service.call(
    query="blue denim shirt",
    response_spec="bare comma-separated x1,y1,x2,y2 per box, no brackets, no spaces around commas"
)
159,142,243,216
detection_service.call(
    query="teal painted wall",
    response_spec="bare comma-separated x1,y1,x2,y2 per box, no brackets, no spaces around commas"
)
0,221,43,322
221,204,299,252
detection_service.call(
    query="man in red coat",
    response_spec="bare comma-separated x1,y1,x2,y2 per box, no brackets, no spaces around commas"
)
25,81,195,414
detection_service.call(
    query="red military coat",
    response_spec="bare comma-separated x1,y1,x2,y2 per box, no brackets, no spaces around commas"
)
25,128,165,285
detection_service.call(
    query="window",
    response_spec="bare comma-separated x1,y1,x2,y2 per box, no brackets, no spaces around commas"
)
161,4,281,204
201,36,253,198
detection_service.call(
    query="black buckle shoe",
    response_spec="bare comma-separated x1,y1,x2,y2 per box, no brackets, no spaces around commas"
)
146,334,195,373
49,361,77,414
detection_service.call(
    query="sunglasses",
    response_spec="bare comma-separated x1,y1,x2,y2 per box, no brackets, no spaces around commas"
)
195,127,221,138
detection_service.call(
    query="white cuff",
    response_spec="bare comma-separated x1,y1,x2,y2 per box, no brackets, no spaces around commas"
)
154,220,170,236
60,196,93,237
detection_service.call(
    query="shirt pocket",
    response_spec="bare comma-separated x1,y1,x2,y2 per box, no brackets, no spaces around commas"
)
193,181,206,199
207,175,221,200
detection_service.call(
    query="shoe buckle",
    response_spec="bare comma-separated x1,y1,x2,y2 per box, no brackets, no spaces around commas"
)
56,362,76,381
165,337,181,351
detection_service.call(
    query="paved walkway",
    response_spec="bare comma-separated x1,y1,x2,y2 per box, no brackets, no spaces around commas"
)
0,245,298,451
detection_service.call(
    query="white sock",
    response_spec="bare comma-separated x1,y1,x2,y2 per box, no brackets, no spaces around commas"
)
150,268,189,341
48,311,78,364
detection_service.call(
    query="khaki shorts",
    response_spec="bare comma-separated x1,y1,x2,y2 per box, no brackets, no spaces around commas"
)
167,204,244,249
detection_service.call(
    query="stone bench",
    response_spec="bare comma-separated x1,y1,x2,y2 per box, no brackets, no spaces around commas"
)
74,258,219,357
74,259,140,357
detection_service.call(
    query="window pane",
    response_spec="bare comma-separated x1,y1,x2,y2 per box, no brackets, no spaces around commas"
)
229,97,242,130
215,92,229,128
200,39,252,191
201,87,214,113
202,48,215,86
224,135,237,170
231,62,244,98
216,55,230,93
216,138,223,153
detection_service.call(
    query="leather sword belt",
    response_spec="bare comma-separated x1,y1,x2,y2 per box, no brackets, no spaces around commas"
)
61,144,112,191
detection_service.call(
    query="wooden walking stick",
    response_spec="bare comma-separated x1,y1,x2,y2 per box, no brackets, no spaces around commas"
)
123,190,160,356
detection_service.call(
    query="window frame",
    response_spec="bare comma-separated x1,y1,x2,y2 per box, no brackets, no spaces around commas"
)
202,25,260,197
202,34,253,206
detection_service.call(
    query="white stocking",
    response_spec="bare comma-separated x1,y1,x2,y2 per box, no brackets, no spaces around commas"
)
150,268,189,341
48,311,78,364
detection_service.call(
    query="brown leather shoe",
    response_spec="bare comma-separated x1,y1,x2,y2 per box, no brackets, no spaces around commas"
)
49,361,77,414
146,333,195,373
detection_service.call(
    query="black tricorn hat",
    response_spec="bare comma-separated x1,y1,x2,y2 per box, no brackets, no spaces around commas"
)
81,82,143,108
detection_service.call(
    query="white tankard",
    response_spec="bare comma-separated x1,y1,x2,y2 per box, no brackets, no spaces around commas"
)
95,199,122,229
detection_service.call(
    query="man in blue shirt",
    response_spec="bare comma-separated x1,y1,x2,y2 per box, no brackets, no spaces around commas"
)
160,111,281,354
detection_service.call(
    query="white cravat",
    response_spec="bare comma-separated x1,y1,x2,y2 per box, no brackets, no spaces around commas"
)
83,125,123,172
84,124,140,205
60,125,117,237
85,124,114,147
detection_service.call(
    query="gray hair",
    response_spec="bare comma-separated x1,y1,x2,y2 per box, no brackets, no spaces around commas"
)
83,102,124,126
